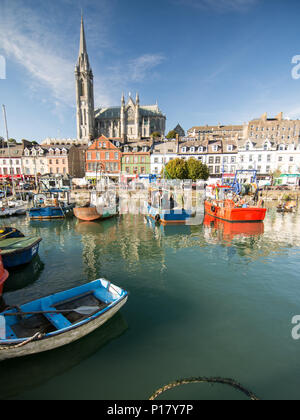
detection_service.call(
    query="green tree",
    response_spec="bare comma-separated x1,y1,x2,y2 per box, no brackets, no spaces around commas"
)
166,130,178,139
187,158,209,181
151,131,161,139
163,158,188,179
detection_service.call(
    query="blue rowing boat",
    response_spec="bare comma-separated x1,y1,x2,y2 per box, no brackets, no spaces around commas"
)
0,279,128,360
0,236,42,269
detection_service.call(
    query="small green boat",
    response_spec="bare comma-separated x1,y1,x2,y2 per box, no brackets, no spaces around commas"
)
0,236,42,269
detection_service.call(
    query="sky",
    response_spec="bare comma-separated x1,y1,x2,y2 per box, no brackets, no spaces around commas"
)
1,0,300,142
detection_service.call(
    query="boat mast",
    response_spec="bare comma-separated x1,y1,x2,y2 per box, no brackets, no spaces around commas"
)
2,105,15,197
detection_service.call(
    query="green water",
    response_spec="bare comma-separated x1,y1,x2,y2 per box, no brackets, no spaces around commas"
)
1,208,300,400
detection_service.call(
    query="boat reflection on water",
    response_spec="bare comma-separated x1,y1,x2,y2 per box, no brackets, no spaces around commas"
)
0,312,128,400
3,255,45,293
145,216,192,236
203,215,264,244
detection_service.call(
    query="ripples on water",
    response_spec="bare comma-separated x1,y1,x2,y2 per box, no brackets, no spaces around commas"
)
1,206,300,400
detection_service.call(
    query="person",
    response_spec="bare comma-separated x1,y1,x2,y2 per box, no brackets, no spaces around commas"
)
254,188,259,204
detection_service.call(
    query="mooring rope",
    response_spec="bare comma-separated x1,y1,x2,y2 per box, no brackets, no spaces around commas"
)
149,377,260,401
0,332,44,351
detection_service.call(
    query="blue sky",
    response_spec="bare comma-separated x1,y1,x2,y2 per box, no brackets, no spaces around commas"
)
1,0,300,141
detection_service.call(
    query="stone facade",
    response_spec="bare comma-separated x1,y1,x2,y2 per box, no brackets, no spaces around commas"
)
94,94,166,142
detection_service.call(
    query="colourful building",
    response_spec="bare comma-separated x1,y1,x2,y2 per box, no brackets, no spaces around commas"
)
85,136,121,182
121,142,152,182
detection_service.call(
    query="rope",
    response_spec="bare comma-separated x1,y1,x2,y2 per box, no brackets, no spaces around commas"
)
149,377,260,401
0,332,44,351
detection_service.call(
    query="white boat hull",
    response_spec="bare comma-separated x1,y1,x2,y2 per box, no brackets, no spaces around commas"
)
0,296,128,361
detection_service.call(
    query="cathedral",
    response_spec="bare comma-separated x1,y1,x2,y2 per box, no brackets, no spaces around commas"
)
75,17,166,143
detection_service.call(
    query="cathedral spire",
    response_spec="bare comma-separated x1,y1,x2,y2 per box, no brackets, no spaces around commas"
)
78,13,90,69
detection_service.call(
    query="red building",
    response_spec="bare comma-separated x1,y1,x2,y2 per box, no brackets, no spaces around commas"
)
85,136,121,182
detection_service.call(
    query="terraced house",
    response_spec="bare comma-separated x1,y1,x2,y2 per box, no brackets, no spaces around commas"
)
121,142,152,181
85,136,121,182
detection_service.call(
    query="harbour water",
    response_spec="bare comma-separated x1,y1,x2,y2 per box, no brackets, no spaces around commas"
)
1,207,300,400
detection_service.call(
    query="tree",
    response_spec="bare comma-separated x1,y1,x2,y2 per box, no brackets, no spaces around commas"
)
166,130,178,139
151,132,161,139
187,158,209,181
163,158,188,180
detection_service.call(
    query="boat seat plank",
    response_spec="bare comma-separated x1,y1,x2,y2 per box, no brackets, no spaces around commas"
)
41,300,72,330
43,311,72,330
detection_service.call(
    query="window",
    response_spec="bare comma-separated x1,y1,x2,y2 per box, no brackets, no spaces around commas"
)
209,157,214,164
231,157,236,163
126,167,130,174
290,156,294,162
181,147,187,153
56,159,59,165
215,157,221,164
125,157,130,164
227,145,233,152
190,147,195,153
278,156,283,162
223,157,228,163
114,153,119,160
267,155,271,162
258,155,262,162
87,152,91,160
154,158,159,163
213,145,218,152
103,143,106,148
96,152,100,160
264,143,268,151
208,166,213,173
105,152,110,160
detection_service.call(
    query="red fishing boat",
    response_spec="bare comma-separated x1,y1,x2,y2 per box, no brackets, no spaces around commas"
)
0,255,9,296
204,199,267,223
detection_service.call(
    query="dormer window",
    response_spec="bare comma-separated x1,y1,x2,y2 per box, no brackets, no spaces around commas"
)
246,142,251,151
181,147,187,153
25,149,30,156
55,148,61,155
279,144,285,151
198,147,203,152
227,145,233,152
124,147,129,153
213,145,218,152
133,147,138,153
264,143,269,151
142,147,148,152
190,147,195,153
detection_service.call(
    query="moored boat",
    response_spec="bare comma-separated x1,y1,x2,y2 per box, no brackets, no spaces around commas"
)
0,279,128,360
74,206,102,221
204,200,266,223
29,192,74,220
147,203,195,225
0,236,42,268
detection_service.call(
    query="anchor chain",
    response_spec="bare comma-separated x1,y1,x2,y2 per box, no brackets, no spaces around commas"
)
149,377,260,401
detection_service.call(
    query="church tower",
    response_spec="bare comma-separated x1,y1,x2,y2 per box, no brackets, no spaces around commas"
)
75,15,95,142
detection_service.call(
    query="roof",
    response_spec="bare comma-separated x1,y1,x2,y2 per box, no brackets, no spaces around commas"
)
95,104,165,119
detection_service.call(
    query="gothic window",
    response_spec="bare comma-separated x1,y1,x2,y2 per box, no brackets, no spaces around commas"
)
80,79,85,97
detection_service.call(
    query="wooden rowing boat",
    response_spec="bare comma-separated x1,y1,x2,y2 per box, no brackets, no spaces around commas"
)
0,236,42,269
0,279,128,360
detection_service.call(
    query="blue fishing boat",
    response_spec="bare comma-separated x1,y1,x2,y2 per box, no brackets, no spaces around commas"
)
146,203,195,225
0,279,128,360
29,191,74,220
0,236,42,269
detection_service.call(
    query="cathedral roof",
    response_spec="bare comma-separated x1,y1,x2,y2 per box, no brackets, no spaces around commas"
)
94,104,165,120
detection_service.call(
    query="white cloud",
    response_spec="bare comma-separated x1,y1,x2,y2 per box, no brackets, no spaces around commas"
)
129,54,166,82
